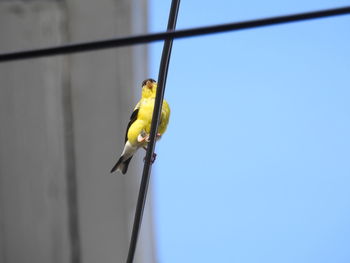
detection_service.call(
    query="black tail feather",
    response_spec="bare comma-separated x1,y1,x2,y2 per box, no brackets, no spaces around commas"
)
110,156,133,174
122,157,132,174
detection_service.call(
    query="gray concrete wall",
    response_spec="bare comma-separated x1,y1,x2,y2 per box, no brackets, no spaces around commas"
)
0,1,156,263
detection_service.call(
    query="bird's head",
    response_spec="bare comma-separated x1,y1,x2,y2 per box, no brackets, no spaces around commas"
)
141,78,157,98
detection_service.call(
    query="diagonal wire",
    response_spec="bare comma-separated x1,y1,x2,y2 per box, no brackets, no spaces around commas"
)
0,6,349,62
125,1,180,263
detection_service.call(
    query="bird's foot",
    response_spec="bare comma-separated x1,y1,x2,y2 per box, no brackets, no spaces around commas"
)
137,134,144,143
151,152,157,163
143,152,157,164
137,131,149,143
138,132,161,143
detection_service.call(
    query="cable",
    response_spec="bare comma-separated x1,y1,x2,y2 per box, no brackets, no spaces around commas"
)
125,1,180,263
0,6,349,62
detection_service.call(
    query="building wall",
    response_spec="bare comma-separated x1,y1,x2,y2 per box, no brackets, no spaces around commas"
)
0,1,156,263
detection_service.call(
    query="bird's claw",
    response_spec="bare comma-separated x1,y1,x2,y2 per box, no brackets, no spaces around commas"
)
137,131,149,143
138,132,161,143
151,152,157,163
137,134,144,143
143,152,157,164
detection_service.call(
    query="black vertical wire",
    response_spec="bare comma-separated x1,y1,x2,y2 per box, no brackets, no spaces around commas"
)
125,0,180,263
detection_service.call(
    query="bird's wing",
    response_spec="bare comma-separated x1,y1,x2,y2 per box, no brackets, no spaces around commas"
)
124,103,140,143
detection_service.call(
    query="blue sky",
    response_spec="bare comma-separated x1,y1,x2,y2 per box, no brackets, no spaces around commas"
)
148,1,350,262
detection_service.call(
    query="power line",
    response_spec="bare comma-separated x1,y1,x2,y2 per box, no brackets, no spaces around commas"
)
125,0,180,263
0,6,349,62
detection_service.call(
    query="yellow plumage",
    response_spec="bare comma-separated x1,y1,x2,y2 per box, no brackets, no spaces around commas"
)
110,79,170,174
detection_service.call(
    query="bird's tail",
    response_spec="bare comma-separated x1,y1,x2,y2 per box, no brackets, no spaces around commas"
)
110,155,133,174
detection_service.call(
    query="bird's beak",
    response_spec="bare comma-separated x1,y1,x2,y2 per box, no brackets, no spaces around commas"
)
146,80,153,89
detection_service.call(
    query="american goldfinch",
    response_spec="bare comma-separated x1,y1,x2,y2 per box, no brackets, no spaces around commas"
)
110,79,170,174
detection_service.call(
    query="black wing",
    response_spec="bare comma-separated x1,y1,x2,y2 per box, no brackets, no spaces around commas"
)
124,108,139,143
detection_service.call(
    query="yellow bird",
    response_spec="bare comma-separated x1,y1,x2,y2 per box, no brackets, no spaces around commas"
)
110,78,170,174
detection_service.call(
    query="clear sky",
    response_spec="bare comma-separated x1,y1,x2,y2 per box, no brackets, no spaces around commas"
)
148,1,350,262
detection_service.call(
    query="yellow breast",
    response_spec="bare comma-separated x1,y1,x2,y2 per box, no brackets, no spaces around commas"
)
138,98,170,134
127,98,170,146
